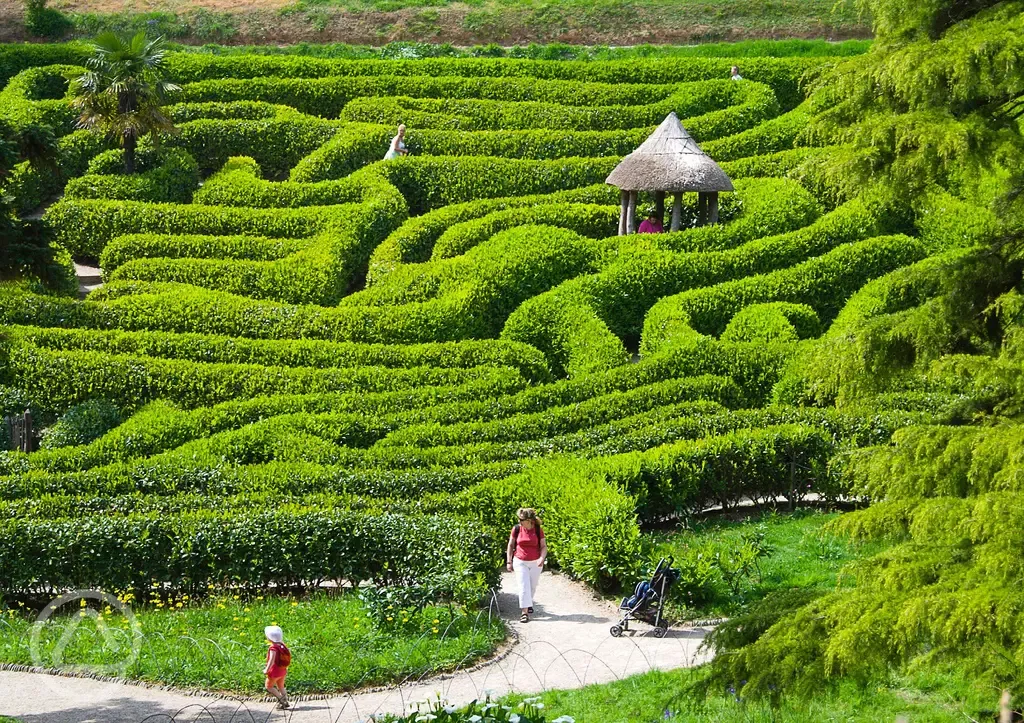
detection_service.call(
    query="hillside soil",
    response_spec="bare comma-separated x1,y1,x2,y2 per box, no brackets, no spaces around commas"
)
0,0,872,46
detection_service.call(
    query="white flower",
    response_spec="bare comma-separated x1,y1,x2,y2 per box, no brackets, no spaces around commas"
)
468,716,482,723
523,697,541,704
416,716,437,722
482,703,497,711
509,715,521,723
443,705,456,714
552,717,576,723
535,703,545,710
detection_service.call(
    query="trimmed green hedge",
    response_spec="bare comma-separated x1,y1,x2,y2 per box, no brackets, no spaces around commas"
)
7,324,551,382
1,340,525,411
64,148,200,204
642,234,928,352
721,302,822,343
0,508,496,595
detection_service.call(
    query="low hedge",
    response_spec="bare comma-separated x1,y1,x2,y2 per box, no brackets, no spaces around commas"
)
366,185,615,285
0,64,80,135
191,155,364,208
100,233,309,275
369,156,620,215
600,424,836,521
642,234,929,352
338,79,775,137
64,148,200,204
164,116,342,177
0,508,496,595
7,325,552,382
503,185,864,376
0,376,525,477
375,375,742,449
4,130,109,215
1,341,526,411
431,203,618,260
721,302,822,343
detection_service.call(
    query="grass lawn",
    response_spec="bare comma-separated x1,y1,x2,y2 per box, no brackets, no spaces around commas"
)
0,591,504,694
532,664,1001,722
647,507,887,619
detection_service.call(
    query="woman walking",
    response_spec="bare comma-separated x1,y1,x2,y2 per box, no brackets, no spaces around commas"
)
506,508,547,623
384,124,408,160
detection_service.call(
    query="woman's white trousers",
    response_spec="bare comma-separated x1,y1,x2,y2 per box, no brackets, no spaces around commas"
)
512,558,542,609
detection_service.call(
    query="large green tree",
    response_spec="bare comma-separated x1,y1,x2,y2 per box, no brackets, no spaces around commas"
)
71,31,179,175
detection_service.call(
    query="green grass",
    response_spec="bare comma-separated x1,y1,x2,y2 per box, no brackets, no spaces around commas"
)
648,508,888,618
0,591,504,694
531,664,1001,722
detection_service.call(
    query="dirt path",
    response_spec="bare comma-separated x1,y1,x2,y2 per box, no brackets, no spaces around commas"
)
0,572,711,722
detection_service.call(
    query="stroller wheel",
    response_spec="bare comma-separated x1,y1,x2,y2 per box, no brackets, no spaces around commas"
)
653,627,667,638
609,625,623,638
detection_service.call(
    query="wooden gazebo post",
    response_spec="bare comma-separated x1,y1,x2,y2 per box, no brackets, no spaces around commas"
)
606,112,733,236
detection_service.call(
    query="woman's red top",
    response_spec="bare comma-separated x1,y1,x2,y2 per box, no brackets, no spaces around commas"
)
512,524,544,561
266,642,290,679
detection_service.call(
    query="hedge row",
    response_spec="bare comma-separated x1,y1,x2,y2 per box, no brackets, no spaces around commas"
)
6,325,551,382
431,203,618,260
642,234,929,352
100,233,310,275
338,80,777,138
502,183,860,376
0,340,526,411
191,155,364,208
64,148,200,204
165,116,342,177
366,185,615,284
178,73,674,118
156,54,820,109
599,424,836,521
0,509,496,595
0,377,523,477
0,401,922,503
374,375,742,449
0,64,79,135
720,302,822,343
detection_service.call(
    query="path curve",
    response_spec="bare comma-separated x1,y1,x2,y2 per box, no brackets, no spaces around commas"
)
0,572,711,722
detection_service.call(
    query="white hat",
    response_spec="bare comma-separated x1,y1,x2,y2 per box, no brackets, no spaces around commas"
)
265,625,283,643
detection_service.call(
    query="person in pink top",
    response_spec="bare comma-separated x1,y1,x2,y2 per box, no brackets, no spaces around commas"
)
638,212,663,234
506,507,547,623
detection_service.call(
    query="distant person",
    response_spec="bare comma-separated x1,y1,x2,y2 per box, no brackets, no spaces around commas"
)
264,625,291,709
384,124,409,160
638,212,663,234
506,508,546,623
731,65,743,81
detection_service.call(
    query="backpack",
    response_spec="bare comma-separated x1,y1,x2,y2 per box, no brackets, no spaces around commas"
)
272,642,291,668
513,523,543,544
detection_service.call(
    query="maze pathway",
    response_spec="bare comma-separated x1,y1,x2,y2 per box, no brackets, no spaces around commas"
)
0,572,711,723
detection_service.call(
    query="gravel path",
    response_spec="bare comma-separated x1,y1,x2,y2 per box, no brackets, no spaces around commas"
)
0,572,711,722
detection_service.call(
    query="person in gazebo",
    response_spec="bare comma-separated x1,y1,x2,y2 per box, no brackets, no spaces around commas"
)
638,211,663,234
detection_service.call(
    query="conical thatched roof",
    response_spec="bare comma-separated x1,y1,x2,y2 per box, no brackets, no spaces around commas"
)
606,112,734,193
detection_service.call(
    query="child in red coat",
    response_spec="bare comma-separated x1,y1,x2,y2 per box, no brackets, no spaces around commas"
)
264,625,291,709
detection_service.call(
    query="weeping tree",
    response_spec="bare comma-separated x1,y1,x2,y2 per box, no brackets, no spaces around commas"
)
71,32,180,175
800,0,1023,215
693,0,1024,706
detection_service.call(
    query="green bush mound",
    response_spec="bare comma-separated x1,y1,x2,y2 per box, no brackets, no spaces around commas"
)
721,302,821,343
64,147,200,204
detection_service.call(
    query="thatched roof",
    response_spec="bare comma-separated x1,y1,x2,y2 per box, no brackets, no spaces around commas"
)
606,112,734,193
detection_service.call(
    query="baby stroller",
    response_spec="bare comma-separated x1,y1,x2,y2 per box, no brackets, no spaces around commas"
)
610,557,678,638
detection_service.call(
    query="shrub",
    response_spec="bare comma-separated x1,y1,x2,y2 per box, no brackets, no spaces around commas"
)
64,147,200,203
721,303,821,343
39,399,122,449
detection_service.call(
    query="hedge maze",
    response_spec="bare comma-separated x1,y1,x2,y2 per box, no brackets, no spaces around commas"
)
0,47,994,604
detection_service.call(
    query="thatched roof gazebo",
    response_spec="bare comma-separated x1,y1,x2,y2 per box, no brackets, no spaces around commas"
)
607,112,734,234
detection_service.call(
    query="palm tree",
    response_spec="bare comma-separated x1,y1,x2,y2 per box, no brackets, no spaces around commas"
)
71,32,180,175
